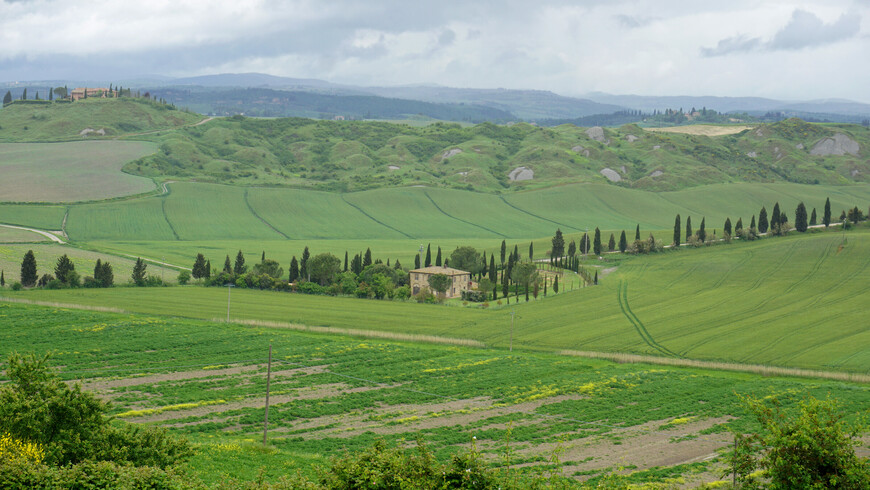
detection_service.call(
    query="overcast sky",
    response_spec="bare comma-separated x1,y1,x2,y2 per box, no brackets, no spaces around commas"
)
2,0,869,101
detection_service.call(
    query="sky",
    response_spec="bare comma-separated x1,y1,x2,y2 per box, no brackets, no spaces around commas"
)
2,0,869,102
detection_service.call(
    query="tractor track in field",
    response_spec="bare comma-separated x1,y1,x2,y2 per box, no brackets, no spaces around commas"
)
497,196,582,232
160,196,180,240
339,194,413,239
617,280,679,358
243,189,290,239
784,239,834,294
423,191,506,238
745,240,800,293
708,250,754,290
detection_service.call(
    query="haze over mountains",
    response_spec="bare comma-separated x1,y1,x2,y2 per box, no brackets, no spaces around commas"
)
4,72,870,124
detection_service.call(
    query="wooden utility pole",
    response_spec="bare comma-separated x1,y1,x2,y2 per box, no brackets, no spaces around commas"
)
263,344,272,446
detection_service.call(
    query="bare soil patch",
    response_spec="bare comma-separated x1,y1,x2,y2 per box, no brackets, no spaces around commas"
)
645,125,753,137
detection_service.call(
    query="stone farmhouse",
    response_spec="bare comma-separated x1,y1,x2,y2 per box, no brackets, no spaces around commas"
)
410,266,472,298
70,88,117,101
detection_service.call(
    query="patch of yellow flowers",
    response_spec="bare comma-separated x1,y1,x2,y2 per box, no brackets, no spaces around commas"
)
0,432,45,465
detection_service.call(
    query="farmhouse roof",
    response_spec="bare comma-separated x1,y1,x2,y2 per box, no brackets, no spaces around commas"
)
410,266,470,276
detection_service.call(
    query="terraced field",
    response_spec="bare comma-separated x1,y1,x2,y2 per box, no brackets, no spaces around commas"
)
10,227,870,373
1,302,866,486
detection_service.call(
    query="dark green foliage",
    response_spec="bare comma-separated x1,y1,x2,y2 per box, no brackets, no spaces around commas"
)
847,206,865,224
500,240,506,265
20,250,37,287
736,218,743,234
686,216,692,241
0,353,192,468
724,217,732,236
608,233,616,252
191,253,207,279
751,215,756,230
132,258,147,286
414,254,421,269
619,230,628,253
795,202,808,232
435,246,442,267
759,206,769,234
593,227,602,256
424,244,431,267
307,253,340,286
449,246,481,274
553,275,559,293
0,270,4,287
635,224,640,241
176,270,190,285
771,202,781,232
204,260,211,279
488,255,496,283
300,246,310,281
579,232,589,254
824,198,832,227
594,270,598,285
427,273,450,295
363,247,372,268
252,259,283,279
223,255,232,274
698,217,706,242
233,250,247,275
289,256,299,282
551,228,565,260
54,254,75,284
810,207,817,226
2,91,11,106
528,241,534,261
93,260,113,288
673,214,681,247
343,251,348,272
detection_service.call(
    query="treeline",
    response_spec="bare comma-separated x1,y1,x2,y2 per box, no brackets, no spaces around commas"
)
1,84,177,109
2,251,157,290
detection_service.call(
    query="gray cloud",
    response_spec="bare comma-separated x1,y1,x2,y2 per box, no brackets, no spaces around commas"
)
702,9,861,57
438,29,456,46
614,14,657,29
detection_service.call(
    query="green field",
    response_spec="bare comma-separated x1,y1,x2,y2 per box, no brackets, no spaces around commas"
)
0,226,49,242
1,302,866,486
8,227,869,373
0,141,158,202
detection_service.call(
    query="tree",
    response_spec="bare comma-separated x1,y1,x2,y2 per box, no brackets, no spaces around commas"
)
94,260,113,287
500,240,507,265
673,214,681,247
425,244,432,267
511,262,538,302
724,217,732,236
810,207,817,226
0,270,4,286
608,234,616,252
528,241,534,261
734,394,869,489
593,227,602,256
252,259,283,279
204,260,211,279
363,248,373,268
488,255,496,282
21,88,27,100
289,256,299,282
553,275,559,293
579,232,589,254
635,224,640,241
53,86,68,99
686,216,692,241
750,215,756,230
54,254,75,284
308,253,341,286
847,206,864,224
344,251,349,272
735,218,743,234
394,259,402,270
823,197,832,227
698,217,706,242
132,258,147,286
300,246,311,281
427,274,450,297
234,250,247,275
435,246,442,267
567,240,576,261
771,202,781,233
261,251,265,263
2,90,11,105
795,202,808,232
759,206,769,234
223,255,232,274
192,253,207,279
414,254,421,269
449,246,481,274
619,231,628,253
551,229,565,262
20,250,37,287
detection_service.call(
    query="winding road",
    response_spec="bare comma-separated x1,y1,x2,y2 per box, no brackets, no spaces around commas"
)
0,224,66,243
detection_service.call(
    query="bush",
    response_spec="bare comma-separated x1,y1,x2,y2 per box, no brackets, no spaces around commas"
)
10,282,21,291
460,290,488,302
177,270,191,285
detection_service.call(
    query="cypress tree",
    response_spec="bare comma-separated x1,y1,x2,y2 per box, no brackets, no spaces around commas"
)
810,208,817,226
21,88,27,100
394,259,402,270
579,233,589,254
301,246,310,280
686,216,693,241
635,224,640,241
96,261,113,287
425,244,431,267
698,217,706,242
54,254,75,283
205,260,211,279
771,203,781,233
223,255,232,274
414,254,421,269
593,227,602,256
352,254,363,275
673,214,681,247
261,251,265,263
553,275,559,293
513,245,519,263
724,217,732,236
500,240,506,265
20,250,37,287
489,255,496,282
735,218,743,234
289,256,299,282
619,231,628,253
608,234,616,252
436,247,442,266
551,229,565,262
823,198,831,227
363,248,372,268
750,215,756,230
234,250,247,275
758,206,769,234
344,251,348,272
49,89,53,101
594,270,598,285
132,258,147,286
795,202,808,232
529,242,534,261
2,91,11,105
192,253,207,279
0,270,4,286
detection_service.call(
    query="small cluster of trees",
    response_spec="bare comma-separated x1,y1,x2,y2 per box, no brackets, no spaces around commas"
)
3,250,156,290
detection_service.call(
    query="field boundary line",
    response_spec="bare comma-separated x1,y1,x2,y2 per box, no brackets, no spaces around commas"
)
559,350,870,383
497,196,582,232
617,280,679,358
0,297,128,314
243,189,291,239
423,191,506,238
160,189,181,240
339,194,413,239
214,317,485,348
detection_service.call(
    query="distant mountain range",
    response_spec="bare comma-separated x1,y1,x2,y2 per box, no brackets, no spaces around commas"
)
4,73,870,124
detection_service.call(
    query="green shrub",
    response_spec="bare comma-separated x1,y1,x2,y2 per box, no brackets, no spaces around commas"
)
177,270,191,285
10,282,21,291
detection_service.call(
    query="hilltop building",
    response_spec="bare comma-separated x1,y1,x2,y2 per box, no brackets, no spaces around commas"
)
70,88,117,101
410,266,472,298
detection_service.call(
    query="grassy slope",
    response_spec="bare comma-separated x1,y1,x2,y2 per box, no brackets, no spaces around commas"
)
0,204,67,229
0,98,201,142
1,302,866,485
0,141,158,202
7,227,869,373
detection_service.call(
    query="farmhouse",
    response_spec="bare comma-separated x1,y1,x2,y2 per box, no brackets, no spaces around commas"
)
410,266,472,298
70,87,116,101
